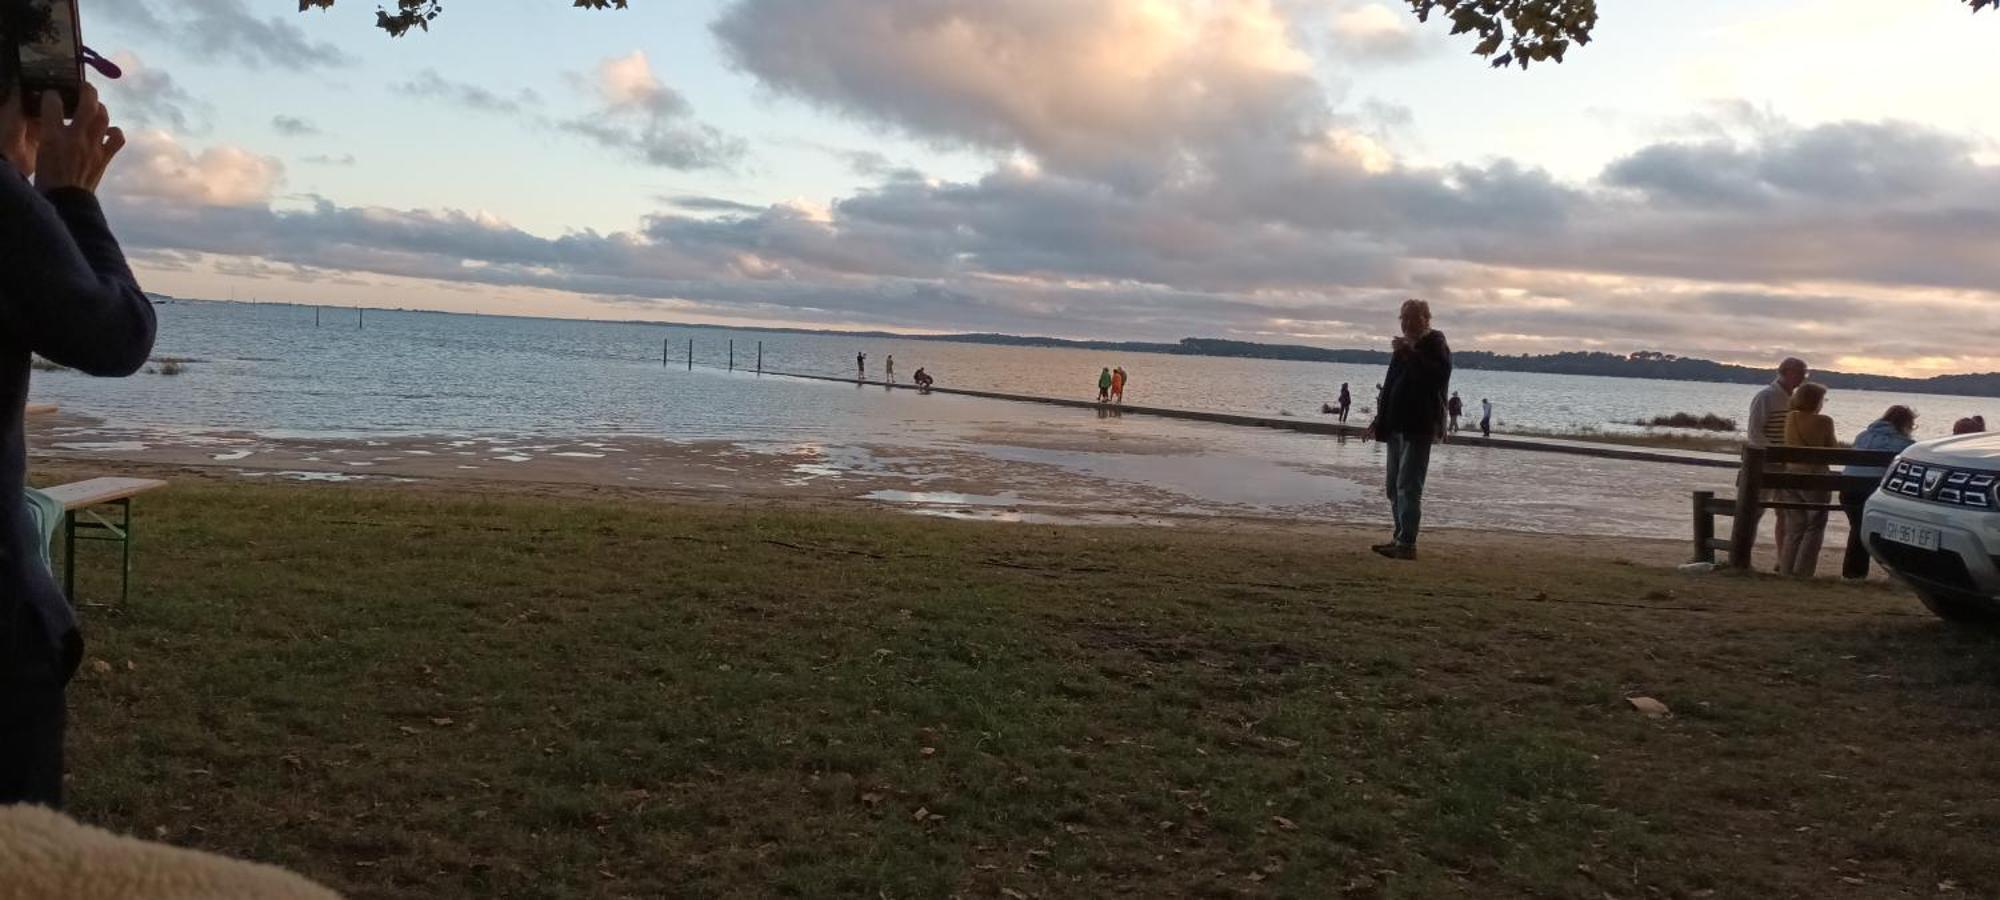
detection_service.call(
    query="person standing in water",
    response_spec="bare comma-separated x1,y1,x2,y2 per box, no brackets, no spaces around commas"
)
1097,367,1113,402
1111,367,1127,403
856,352,866,381
1363,299,1452,561
1338,383,1352,423
885,355,895,383
1479,398,1493,438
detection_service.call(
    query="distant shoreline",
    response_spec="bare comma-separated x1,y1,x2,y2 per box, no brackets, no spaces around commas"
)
158,296,2000,399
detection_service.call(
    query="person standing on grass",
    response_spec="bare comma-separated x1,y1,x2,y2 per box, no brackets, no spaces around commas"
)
1840,405,1917,580
1479,398,1492,438
1097,367,1113,402
1338,383,1352,423
1746,357,1809,569
1778,383,1837,577
1363,299,1452,560
1,83,156,809
1447,392,1463,433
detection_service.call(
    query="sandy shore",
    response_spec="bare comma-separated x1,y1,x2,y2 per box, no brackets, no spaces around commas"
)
26,407,1757,544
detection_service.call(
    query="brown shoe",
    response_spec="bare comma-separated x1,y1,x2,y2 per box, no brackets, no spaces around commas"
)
1372,543,1417,560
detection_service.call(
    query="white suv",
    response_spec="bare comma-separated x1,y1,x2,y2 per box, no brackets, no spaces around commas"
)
1864,432,2000,623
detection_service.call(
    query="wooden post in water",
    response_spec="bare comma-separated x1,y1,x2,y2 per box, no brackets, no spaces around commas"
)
687,339,693,372
757,341,763,374
357,307,364,330
662,338,669,367
315,307,321,328
729,339,734,371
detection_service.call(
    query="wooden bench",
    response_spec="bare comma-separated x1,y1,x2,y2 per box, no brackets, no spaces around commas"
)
1692,446,1899,567
40,477,168,605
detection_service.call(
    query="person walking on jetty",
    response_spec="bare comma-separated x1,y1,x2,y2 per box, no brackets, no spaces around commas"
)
1479,398,1492,438
1111,367,1127,403
1746,357,1809,569
1338,383,1352,423
885,355,895,383
856,352,866,381
1447,392,1463,433
1364,299,1452,561
1778,383,1837,577
1097,367,1113,402
1840,405,1917,580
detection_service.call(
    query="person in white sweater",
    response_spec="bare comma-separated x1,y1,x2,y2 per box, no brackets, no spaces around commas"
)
1744,357,1809,569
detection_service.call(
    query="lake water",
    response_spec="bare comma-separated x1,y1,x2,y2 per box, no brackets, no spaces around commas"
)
31,301,1997,441
24,300,1994,542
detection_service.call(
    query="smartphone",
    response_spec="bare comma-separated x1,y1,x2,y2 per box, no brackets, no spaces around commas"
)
14,0,83,117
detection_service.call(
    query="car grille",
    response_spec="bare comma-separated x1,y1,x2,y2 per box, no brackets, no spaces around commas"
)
1883,461,1996,509
1869,538,1981,592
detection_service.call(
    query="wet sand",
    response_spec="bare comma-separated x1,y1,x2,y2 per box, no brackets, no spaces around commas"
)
26,406,1749,540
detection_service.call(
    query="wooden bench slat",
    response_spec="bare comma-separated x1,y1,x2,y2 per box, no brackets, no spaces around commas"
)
1757,472,1880,492
40,477,168,510
1759,447,1899,467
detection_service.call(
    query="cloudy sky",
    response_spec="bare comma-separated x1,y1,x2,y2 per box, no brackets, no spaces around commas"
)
85,0,2000,374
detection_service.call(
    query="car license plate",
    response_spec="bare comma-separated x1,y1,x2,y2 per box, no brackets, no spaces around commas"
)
1882,518,1941,551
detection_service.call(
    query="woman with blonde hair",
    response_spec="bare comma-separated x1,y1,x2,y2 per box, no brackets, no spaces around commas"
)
1779,382,1837,577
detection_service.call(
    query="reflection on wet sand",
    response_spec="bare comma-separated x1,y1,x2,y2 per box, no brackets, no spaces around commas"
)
27,403,1740,540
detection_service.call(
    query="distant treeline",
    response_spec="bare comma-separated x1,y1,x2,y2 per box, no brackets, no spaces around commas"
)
918,336,2000,399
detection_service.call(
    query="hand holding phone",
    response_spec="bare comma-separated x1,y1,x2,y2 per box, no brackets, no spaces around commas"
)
34,81,122,193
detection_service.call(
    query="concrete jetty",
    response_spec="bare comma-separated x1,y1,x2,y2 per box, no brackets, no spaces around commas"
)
764,370,1740,470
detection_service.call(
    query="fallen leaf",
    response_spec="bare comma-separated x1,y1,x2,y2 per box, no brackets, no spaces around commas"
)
89,659,112,676
861,792,884,807
431,717,454,727
1272,815,1297,831
1938,881,1959,893
913,807,931,822
1000,890,1028,899
1626,696,1670,718
398,726,420,735
123,660,137,671
920,747,936,757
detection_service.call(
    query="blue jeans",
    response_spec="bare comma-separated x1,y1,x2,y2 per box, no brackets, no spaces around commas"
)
1385,434,1433,548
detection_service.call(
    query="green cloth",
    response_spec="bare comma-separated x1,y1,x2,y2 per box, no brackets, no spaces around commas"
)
23,487,61,577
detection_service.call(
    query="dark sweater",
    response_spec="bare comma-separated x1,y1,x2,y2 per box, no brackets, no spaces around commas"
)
1,172,155,652
1373,330,1453,440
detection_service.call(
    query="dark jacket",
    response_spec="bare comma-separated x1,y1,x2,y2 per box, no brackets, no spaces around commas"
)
2,173,156,655
1372,330,1452,440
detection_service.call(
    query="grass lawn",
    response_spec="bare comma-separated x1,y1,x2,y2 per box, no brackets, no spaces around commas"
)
44,466,2000,899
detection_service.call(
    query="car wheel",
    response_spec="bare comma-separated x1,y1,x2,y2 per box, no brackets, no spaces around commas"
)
1914,586,2000,624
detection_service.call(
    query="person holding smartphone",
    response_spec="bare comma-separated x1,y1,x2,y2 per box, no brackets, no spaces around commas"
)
1363,299,1452,561
0,74,155,807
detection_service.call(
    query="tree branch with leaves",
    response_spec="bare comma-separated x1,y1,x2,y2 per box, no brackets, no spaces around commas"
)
297,1,627,38
1406,0,1999,68
298,0,1996,69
